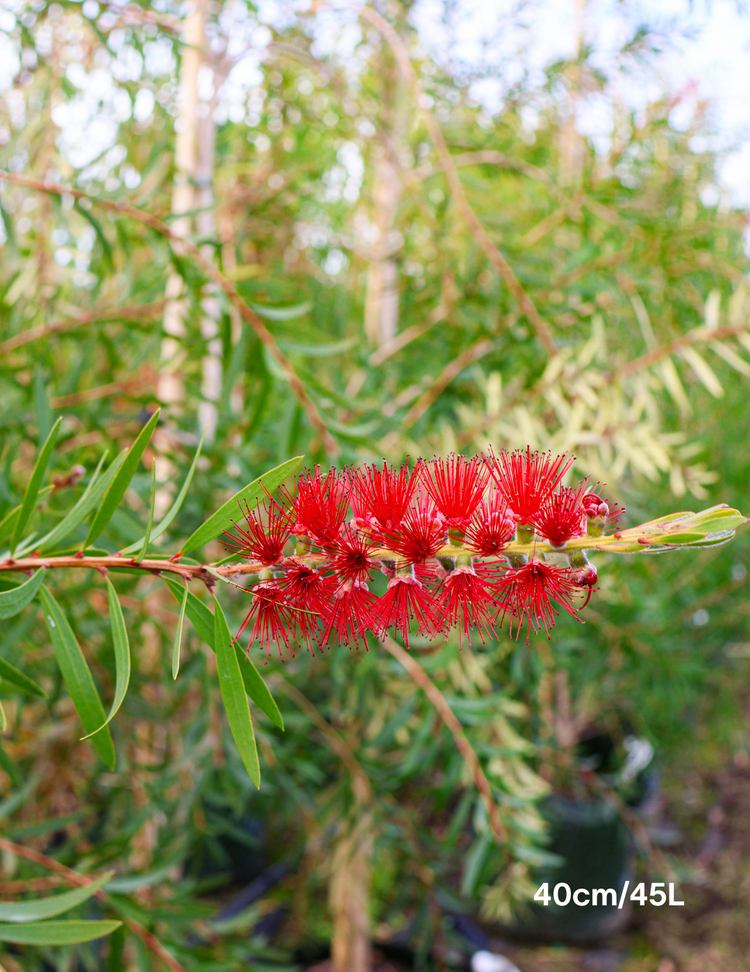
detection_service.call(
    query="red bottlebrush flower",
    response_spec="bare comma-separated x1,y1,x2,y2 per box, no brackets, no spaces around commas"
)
488,446,575,523
533,480,589,546
419,454,491,530
383,492,447,564
466,490,516,556
223,491,294,567
293,467,348,549
345,460,418,532
321,586,378,650
494,560,584,643
328,525,377,590
436,563,501,649
235,581,296,662
365,570,441,647
278,560,334,654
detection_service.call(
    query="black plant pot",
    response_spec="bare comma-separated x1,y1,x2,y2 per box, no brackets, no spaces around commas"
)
509,793,632,944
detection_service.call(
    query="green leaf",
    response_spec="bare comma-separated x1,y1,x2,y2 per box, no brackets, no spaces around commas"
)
659,532,708,544
172,579,188,680
84,411,160,549
231,645,283,731
163,577,283,728
74,199,114,270
10,416,62,555
249,299,311,320
0,870,114,922
179,455,303,554
0,740,20,786
81,578,130,738
0,654,47,697
134,460,156,563
37,450,123,553
0,505,20,545
213,599,260,787
0,700,5,731
119,427,207,555
0,568,46,620
39,586,116,769
0,920,122,945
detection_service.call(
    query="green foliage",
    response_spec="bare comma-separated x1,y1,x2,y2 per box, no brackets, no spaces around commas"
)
1,0,750,967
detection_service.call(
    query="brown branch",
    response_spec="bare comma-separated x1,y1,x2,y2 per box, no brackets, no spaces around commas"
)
0,838,185,972
369,277,455,367
50,374,156,409
401,338,493,428
357,7,557,358
609,322,750,382
0,302,164,356
379,635,507,845
422,149,553,186
0,171,339,457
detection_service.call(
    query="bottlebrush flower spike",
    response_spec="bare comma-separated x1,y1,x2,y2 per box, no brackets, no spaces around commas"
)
293,467,348,549
437,561,501,649
533,480,589,546
223,491,294,567
495,560,584,642
236,581,296,662
419,454,490,530
365,566,441,647
466,490,517,556
488,446,575,523
383,492,447,564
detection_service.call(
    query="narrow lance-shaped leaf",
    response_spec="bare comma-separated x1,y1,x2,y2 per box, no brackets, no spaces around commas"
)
213,598,260,787
135,459,156,563
163,576,283,729
179,454,303,554
10,416,62,555
0,870,114,922
0,654,47,698
0,700,5,732
37,449,121,553
84,410,160,549
81,578,130,738
172,579,188,680
0,568,46,620
0,920,122,946
119,426,207,555
39,586,116,769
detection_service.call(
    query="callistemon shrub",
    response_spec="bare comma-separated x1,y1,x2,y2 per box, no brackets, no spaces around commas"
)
221,448,746,657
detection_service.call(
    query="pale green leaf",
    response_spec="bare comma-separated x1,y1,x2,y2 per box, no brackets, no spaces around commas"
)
0,568,46,620
119,427,207,555
84,410,160,548
179,455,302,554
0,920,121,945
172,579,188,680
81,578,130,737
40,586,116,768
213,599,260,787
0,654,47,697
680,346,724,398
10,416,62,555
0,870,114,922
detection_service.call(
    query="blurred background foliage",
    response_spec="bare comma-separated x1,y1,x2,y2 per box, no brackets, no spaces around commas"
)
1,0,750,969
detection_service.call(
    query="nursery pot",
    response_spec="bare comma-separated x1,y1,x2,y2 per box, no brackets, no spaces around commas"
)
498,732,658,945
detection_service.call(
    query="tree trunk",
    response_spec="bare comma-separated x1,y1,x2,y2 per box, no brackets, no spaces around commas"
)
329,812,373,972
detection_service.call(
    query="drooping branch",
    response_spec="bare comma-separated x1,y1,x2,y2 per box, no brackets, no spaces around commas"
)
0,301,165,356
0,171,339,457
0,837,186,972
380,635,508,844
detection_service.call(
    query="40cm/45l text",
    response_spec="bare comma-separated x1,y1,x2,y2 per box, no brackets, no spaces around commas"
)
534,881,684,909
